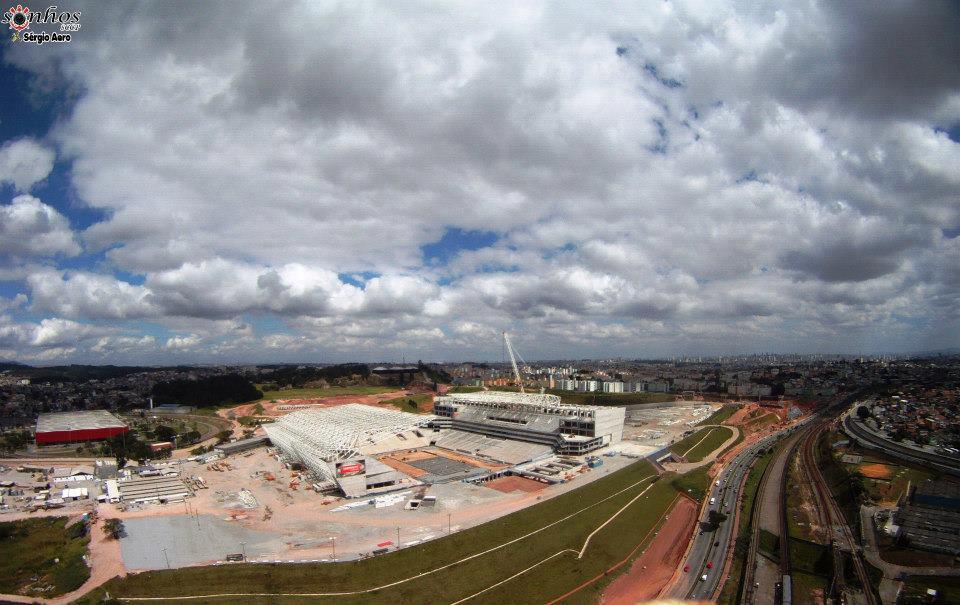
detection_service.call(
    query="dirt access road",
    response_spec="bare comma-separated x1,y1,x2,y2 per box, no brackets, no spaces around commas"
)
600,494,698,605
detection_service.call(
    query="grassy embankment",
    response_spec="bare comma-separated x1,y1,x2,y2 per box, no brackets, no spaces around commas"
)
0,517,90,597
671,464,714,501
743,412,780,431
385,394,434,414
257,386,397,400
697,404,741,426
670,426,735,463
78,460,692,605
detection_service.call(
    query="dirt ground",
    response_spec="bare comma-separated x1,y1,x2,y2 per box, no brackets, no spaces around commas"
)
379,448,506,478
484,475,547,494
859,463,892,479
222,388,426,420
378,454,429,477
725,401,791,430
600,495,698,605
96,446,624,565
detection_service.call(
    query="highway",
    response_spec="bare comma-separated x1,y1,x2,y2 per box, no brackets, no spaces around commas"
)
667,420,811,601
666,391,865,603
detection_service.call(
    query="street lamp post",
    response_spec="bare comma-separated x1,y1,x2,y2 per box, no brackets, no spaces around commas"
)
330,536,336,561
161,547,170,569
240,541,246,560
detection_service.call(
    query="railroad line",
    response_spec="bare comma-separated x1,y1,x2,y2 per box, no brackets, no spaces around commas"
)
799,422,879,605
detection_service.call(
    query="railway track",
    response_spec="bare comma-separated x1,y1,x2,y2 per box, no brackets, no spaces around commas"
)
798,421,879,605
740,428,805,605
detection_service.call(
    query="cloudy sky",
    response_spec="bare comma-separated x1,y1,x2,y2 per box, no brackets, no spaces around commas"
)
0,1,958,364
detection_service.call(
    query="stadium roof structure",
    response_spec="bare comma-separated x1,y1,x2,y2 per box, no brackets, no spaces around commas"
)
263,403,433,480
36,410,127,433
442,390,565,407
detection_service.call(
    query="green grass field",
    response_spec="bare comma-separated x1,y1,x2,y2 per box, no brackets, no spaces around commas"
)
900,576,960,605
791,570,829,605
384,394,434,413
698,404,740,426
669,426,734,462
743,412,779,430
257,386,397,400
0,516,90,597
77,461,687,605
446,385,484,393
670,464,713,501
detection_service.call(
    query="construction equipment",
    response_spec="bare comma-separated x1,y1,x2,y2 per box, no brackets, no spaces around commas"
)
503,331,525,393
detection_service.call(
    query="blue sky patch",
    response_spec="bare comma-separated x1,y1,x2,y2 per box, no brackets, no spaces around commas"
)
421,227,499,266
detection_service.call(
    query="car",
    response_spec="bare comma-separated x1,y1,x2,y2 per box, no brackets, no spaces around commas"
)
706,561,713,569
700,574,708,581
683,564,690,573
714,541,720,547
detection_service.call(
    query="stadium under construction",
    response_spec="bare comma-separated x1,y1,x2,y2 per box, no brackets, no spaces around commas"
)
263,392,625,498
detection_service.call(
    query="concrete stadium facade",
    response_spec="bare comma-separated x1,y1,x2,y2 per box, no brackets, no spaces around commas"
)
432,391,624,455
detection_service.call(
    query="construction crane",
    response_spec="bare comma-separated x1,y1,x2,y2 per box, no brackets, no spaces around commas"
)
503,331,525,393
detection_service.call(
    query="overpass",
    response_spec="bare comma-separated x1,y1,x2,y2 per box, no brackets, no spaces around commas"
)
842,414,960,477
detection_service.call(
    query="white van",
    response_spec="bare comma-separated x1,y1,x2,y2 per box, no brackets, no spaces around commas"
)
709,497,716,505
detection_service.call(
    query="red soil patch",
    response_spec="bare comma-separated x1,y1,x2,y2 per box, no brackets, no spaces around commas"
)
377,455,428,478
484,475,547,494
600,495,698,605
222,389,420,420
859,463,892,479
433,449,505,471
724,402,760,426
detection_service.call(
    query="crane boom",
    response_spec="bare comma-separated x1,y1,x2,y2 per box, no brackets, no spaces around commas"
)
503,331,524,393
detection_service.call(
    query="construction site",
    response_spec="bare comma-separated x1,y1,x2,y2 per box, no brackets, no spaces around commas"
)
0,336,738,583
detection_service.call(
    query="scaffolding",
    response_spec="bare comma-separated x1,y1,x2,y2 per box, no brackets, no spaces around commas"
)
263,404,434,482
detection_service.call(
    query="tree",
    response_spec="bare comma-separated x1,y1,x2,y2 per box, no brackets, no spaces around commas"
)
108,435,128,469
103,518,125,540
154,425,177,442
108,433,152,468
253,403,265,415
856,406,870,420
216,430,232,444
181,430,201,444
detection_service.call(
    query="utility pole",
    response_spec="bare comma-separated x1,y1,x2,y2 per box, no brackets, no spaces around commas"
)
330,536,336,561
161,547,170,569
240,541,246,560
448,512,452,533
396,526,400,548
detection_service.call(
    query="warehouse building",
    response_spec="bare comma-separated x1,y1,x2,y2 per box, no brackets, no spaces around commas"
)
35,410,129,445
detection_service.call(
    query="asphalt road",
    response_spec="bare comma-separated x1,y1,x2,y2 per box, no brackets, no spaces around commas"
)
670,419,813,601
